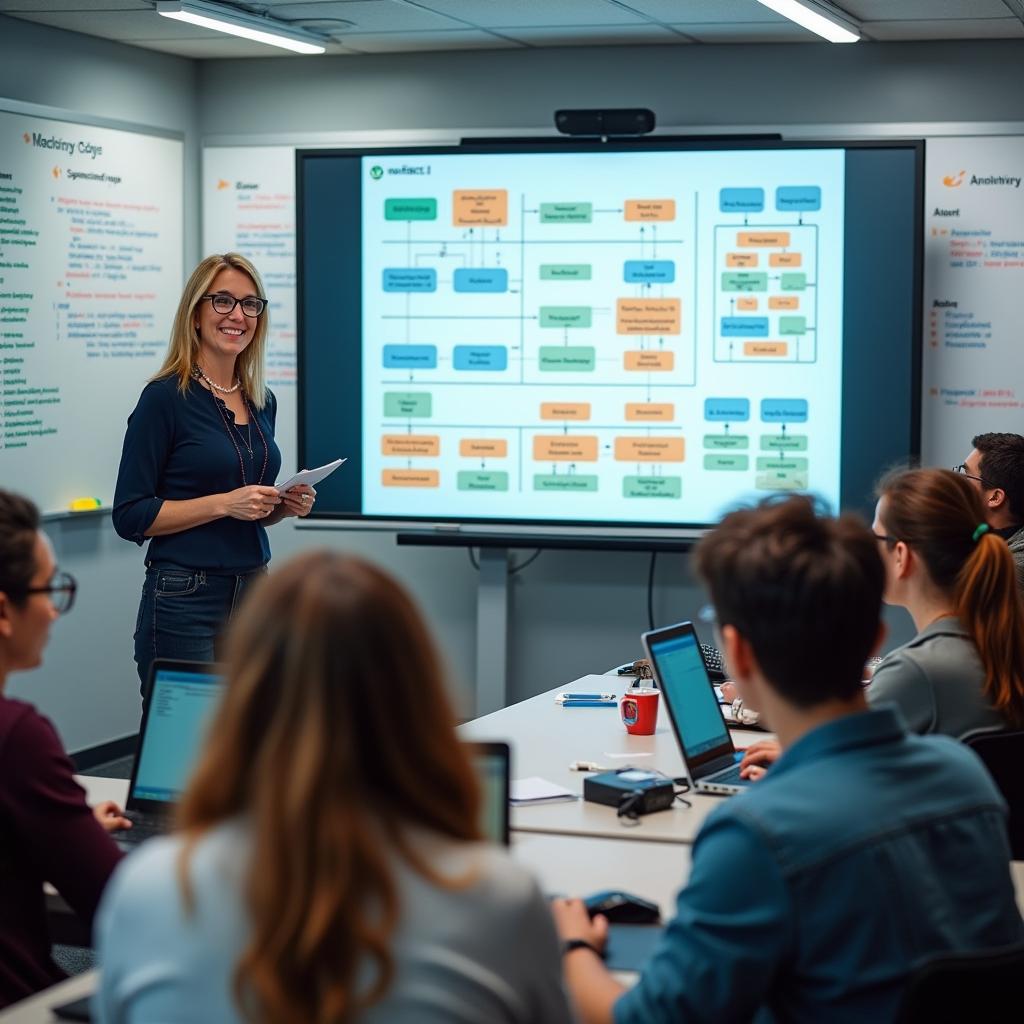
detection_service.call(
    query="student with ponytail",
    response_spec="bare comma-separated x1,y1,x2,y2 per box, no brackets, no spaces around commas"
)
868,466,1024,736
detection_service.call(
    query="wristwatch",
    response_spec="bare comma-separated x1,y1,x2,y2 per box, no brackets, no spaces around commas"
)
562,938,604,959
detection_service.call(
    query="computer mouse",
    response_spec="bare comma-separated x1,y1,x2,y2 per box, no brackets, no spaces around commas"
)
583,889,661,925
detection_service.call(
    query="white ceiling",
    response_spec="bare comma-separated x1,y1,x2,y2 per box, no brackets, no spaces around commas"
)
1,0,1022,58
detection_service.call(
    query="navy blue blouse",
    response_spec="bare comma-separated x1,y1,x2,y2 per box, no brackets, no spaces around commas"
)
112,376,282,572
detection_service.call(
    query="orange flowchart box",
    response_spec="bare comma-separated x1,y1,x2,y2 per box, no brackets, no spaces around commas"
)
743,342,788,357
624,199,676,222
452,190,508,226
727,252,759,268
382,470,440,487
737,231,791,248
614,437,685,462
381,434,440,456
541,402,591,420
769,252,802,267
737,297,759,311
769,296,800,310
459,439,508,457
625,403,675,421
624,350,675,371
533,435,599,461
617,298,681,335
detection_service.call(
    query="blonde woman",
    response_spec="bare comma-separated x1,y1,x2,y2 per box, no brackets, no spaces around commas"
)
113,254,313,699
96,553,570,1024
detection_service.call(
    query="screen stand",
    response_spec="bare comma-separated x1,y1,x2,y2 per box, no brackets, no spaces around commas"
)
475,547,510,716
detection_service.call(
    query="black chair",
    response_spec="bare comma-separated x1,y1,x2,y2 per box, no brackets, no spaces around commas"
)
962,728,1024,859
896,944,1024,1023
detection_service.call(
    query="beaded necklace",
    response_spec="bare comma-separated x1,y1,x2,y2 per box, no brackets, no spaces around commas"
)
192,368,268,485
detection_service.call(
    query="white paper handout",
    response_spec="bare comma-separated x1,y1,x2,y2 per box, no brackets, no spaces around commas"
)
275,458,346,495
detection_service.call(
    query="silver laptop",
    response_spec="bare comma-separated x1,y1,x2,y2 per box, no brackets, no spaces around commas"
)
642,621,753,795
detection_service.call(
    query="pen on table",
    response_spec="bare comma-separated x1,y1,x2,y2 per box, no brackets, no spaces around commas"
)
555,692,616,702
559,699,618,708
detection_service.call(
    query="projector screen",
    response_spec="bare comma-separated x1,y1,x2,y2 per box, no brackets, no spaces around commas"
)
298,139,921,533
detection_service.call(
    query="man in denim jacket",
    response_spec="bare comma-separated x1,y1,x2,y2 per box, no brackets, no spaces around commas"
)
554,495,1024,1024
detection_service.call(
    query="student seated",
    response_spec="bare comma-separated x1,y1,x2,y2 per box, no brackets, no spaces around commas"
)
0,489,126,1009
96,552,570,1024
958,431,1024,590
552,495,1024,1024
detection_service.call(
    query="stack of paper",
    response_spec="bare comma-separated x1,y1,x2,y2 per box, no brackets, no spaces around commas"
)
510,777,578,806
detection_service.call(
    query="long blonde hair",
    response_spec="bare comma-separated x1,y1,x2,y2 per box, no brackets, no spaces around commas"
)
177,552,482,1024
154,252,270,408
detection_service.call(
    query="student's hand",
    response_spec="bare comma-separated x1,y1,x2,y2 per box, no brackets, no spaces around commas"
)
739,739,782,779
279,484,316,518
93,801,132,833
720,682,738,702
222,485,281,521
551,899,609,954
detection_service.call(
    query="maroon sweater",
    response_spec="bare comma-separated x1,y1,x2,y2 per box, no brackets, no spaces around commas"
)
0,695,123,1008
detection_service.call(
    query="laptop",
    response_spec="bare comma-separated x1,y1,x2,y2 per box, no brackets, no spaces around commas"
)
469,740,511,846
116,659,225,849
642,621,753,795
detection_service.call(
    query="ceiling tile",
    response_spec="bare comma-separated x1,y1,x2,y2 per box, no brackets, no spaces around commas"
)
498,23,686,46
615,0,786,23
410,0,649,28
264,0,469,32
0,0,146,9
334,29,523,52
865,16,1024,39
0,9,216,40
677,21,823,42
840,0,1011,19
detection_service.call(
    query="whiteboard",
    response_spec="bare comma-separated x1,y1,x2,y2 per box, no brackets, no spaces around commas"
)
0,100,183,514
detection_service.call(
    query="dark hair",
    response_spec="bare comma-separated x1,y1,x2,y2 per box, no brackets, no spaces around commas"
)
0,489,40,605
877,467,1024,726
178,551,482,1024
972,432,1024,521
693,495,884,706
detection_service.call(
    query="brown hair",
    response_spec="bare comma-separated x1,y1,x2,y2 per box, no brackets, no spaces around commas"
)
177,552,481,1023
0,489,40,606
694,495,884,706
153,252,270,408
877,467,1024,726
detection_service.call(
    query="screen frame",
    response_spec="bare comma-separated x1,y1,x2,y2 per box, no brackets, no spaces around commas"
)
297,137,924,536
467,739,511,846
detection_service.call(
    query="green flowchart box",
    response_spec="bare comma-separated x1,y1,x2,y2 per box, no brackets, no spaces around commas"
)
781,273,807,291
534,474,599,492
756,457,809,472
540,306,592,328
541,264,592,281
761,435,808,451
624,476,682,499
757,473,808,491
722,272,768,292
540,202,593,223
457,471,509,492
539,346,596,371
704,454,750,471
384,198,437,220
384,392,432,417
779,316,807,335
704,434,750,450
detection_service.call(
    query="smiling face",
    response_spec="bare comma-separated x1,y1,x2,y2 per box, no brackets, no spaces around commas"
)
193,266,261,369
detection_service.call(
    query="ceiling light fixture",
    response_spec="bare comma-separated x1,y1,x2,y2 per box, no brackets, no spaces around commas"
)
156,1,327,54
752,0,860,43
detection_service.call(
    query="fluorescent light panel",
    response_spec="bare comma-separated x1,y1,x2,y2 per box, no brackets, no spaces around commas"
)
753,0,860,43
156,1,326,54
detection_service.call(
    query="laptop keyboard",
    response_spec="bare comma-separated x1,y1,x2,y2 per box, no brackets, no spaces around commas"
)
116,811,168,847
709,763,746,786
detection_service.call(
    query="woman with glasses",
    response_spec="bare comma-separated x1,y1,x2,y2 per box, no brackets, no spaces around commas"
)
113,254,315,701
0,488,128,1009
95,552,570,1024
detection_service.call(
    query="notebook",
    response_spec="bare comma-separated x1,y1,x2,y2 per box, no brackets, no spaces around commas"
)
642,622,753,796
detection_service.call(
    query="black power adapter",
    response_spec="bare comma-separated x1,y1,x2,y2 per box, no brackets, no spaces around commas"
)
583,768,676,817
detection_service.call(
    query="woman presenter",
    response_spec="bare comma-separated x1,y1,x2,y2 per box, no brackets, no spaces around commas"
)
113,253,314,698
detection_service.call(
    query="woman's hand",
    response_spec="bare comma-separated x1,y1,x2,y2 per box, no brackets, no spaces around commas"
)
222,485,281,521
93,801,131,833
279,485,316,519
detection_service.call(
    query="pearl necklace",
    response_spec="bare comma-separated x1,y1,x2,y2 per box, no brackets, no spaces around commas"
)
192,364,240,394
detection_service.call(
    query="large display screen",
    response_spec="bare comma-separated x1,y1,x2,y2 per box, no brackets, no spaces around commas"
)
298,140,921,534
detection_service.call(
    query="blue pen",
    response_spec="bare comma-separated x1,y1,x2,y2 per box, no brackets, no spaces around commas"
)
556,692,616,702
560,699,618,708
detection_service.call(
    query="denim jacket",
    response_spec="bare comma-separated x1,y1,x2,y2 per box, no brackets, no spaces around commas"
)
615,707,1024,1024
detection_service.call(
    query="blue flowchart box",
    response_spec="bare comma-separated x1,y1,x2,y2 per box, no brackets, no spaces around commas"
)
453,345,508,371
761,398,809,422
383,268,436,292
721,317,769,337
383,344,437,369
623,260,676,283
719,188,765,213
453,268,508,293
705,398,751,422
776,186,821,212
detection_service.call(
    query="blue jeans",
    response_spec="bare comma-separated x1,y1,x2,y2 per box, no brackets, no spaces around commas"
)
133,565,265,703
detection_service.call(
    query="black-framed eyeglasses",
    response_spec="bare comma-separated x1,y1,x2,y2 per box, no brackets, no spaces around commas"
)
873,532,899,547
202,293,267,317
953,463,990,487
21,571,77,615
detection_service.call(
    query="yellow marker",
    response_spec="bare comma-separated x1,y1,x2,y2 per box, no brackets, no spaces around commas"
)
70,497,102,511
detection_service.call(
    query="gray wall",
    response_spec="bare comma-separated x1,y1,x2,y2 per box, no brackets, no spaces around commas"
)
9,26,1012,749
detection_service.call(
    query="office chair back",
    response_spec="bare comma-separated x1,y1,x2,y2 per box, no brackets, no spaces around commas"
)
895,944,1024,1023
962,728,1024,859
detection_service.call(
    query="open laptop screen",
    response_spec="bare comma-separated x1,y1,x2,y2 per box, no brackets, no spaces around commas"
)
130,664,224,805
645,624,731,763
469,741,510,846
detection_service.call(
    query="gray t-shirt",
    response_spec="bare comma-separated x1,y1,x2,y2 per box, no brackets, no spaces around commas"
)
95,822,571,1024
868,616,1006,738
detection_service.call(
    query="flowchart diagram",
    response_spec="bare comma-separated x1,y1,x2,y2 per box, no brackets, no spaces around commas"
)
359,150,845,523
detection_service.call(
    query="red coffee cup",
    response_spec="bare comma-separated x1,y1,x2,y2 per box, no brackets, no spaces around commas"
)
620,687,659,736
